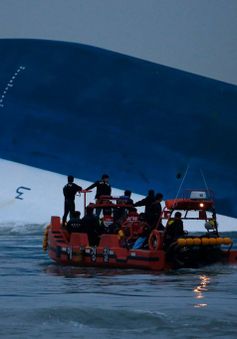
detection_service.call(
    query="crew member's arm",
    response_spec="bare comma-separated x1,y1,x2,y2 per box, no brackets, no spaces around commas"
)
134,197,147,207
86,181,98,190
76,184,82,192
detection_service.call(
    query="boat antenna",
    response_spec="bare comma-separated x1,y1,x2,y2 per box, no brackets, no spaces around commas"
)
200,169,209,193
175,164,190,200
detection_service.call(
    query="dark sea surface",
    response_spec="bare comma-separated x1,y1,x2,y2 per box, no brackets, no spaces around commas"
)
1,224,237,338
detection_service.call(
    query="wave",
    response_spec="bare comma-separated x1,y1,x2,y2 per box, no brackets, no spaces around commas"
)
10,305,168,331
0,222,46,235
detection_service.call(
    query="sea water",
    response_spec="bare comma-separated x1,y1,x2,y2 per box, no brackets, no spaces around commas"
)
1,224,237,338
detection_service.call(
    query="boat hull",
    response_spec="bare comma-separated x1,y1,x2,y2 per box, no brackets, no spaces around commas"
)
46,217,237,270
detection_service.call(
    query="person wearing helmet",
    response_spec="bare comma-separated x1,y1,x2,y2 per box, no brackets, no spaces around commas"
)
62,175,82,226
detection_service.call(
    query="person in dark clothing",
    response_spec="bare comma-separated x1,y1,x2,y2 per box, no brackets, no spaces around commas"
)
149,193,164,229
164,212,184,248
67,211,81,232
80,206,101,246
86,174,111,216
114,190,134,223
62,175,82,226
134,189,155,221
86,174,111,199
118,190,134,205
164,212,185,265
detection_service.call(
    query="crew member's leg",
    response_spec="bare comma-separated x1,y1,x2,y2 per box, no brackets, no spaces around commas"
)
62,200,70,226
69,200,75,219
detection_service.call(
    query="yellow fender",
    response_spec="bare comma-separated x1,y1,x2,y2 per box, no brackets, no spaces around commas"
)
222,237,233,245
177,238,186,247
177,236,233,247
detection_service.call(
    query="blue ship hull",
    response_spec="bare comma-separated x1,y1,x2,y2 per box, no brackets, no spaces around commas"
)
0,39,237,217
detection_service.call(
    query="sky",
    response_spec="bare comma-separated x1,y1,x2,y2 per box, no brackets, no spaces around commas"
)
0,0,236,85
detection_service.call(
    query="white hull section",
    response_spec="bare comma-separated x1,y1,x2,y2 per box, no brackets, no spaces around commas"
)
0,158,236,232
0,158,143,225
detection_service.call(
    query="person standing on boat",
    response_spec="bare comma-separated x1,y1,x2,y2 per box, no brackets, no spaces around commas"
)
134,189,155,221
62,175,82,226
164,211,184,248
149,193,164,229
118,190,134,205
86,174,111,199
114,190,134,222
164,211,185,265
86,174,111,216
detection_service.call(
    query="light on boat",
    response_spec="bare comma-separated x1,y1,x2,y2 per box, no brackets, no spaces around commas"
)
199,203,204,208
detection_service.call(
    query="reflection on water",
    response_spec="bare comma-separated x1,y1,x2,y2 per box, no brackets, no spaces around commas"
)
1,228,237,338
44,264,144,278
193,274,210,308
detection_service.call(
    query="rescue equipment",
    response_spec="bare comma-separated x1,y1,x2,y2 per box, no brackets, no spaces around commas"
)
177,237,233,247
148,230,163,250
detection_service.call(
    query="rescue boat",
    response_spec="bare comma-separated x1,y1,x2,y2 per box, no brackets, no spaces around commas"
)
44,190,237,270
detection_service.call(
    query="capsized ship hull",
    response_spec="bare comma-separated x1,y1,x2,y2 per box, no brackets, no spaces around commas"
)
0,39,237,218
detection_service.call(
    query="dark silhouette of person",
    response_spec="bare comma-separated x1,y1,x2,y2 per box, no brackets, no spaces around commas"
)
80,206,101,246
134,189,156,221
149,193,164,229
164,212,185,265
86,174,111,216
164,211,184,248
62,175,82,226
67,211,81,232
86,174,111,199
114,190,134,223
118,190,134,205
